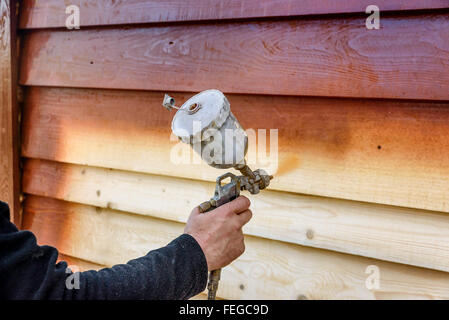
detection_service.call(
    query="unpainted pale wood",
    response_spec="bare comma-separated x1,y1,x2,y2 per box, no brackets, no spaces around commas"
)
21,87,449,213
19,14,449,100
57,253,106,272
22,158,449,273
22,195,449,300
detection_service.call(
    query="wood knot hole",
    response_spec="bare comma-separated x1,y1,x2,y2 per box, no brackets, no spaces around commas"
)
306,229,314,240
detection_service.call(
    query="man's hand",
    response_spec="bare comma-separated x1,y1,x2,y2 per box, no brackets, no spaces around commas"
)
184,196,252,271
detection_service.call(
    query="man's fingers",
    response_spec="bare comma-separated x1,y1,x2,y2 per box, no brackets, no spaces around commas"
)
236,209,252,227
190,206,201,216
198,196,251,218
226,196,251,215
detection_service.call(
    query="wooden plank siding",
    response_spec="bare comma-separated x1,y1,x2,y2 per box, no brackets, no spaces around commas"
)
19,0,449,29
22,195,449,300
22,158,449,273
16,2,449,300
22,87,449,213
19,13,449,101
0,0,20,226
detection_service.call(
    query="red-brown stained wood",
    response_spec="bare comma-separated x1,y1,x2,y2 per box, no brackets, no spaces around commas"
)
19,13,449,101
0,0,20,226
21,196,71,250
21,86,449,212
19,0,449,29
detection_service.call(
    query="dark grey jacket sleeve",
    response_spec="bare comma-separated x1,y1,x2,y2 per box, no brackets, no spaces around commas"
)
0,201,208,300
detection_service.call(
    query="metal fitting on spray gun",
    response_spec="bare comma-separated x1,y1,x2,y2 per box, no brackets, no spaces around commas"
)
163,90,273,300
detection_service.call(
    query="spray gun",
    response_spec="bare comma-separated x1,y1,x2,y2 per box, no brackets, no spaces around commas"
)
163,89,273,300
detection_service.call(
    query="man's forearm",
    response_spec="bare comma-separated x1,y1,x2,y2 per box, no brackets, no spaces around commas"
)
71,234,208,300
0,200,207,300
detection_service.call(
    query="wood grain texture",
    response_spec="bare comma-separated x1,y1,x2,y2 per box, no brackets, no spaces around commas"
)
22,195,449,300
0,0,20,226
19,13,449,100
21,87,449,212
19,0,449,29
23,158,449,272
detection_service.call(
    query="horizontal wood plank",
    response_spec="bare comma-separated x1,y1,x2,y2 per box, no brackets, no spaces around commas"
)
57,253,106,272
23,158,449,272
19,14,449,100
21,87,449,213
19,0,449,29
22,195,449,300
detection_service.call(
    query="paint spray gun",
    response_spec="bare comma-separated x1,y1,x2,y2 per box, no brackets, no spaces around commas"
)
162,90,273,300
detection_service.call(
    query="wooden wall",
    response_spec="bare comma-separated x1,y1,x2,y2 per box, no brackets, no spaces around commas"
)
18,1,449,299
0,0,20,226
